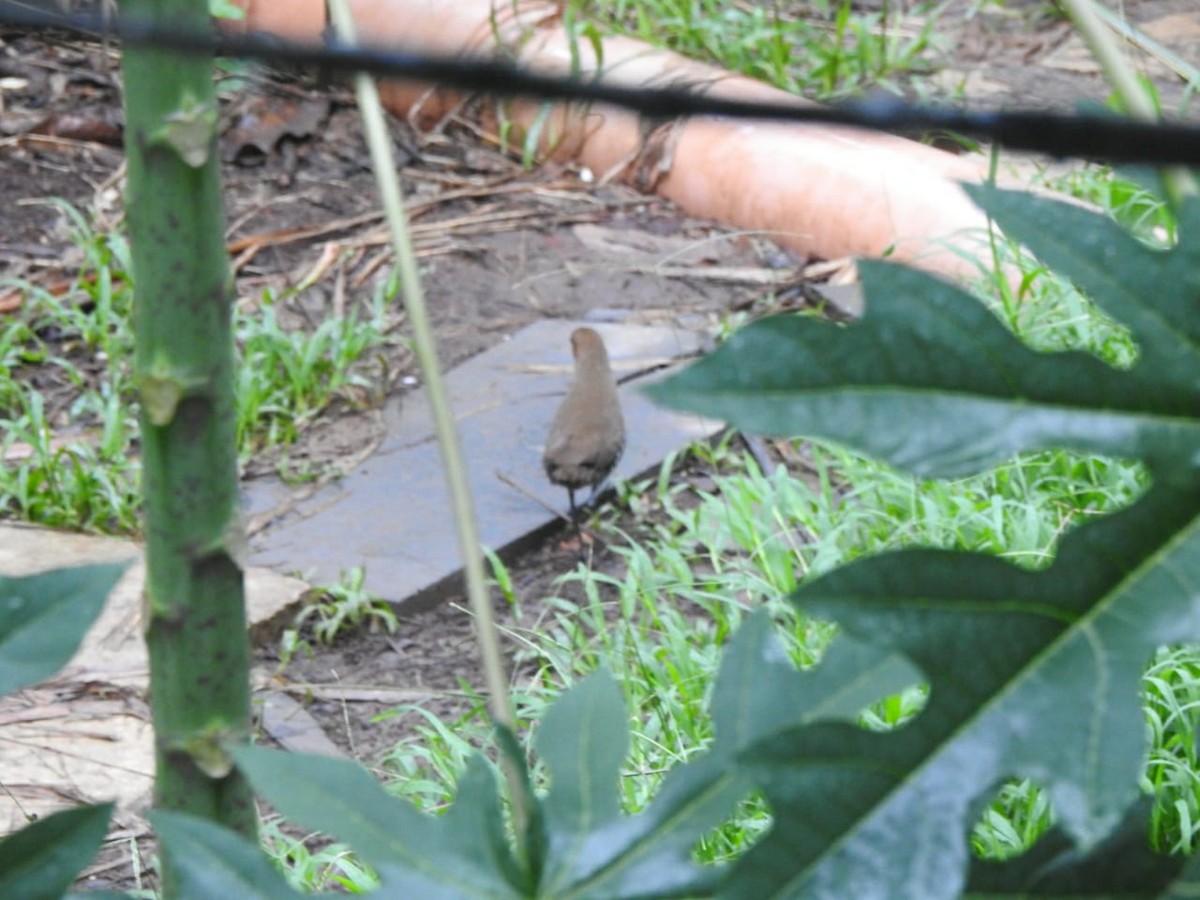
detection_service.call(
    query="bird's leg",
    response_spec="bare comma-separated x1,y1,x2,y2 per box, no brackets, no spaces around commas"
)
567,487,587,548
584,476,613,507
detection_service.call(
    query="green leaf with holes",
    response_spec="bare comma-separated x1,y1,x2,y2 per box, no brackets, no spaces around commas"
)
649,194,1200,479
649,190,1200,897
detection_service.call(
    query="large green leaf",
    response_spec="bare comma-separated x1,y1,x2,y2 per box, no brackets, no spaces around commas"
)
233,745,525,899
531,668,730,899
530,613,920,899
641,188,1200,894
710,611,921,752
718,480,1200,899
966,185,1200,384
151,810,302,898
536,670,631,893
0,803,113,900
0,563,128,695
647,196,1200,479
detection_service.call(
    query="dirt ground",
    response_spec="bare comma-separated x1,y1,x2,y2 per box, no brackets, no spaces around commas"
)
1,0,1198,891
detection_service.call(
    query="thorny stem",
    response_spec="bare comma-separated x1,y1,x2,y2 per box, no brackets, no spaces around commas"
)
326,0,531,854
120,0,256,891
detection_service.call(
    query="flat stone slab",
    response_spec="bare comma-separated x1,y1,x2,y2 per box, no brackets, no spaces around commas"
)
247,320,722,605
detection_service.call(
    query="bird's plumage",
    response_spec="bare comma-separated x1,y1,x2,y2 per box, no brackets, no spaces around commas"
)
543,328,625,513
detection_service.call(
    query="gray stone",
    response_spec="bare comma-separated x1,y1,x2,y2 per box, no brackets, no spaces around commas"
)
806,281,864,319
247,320,721,607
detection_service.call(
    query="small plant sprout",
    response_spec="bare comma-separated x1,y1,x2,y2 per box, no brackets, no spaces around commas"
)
293,566,399,645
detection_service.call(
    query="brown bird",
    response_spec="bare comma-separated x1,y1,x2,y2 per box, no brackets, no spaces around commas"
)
543,327,625,520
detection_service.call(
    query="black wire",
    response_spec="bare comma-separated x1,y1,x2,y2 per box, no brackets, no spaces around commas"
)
2,2,1199,167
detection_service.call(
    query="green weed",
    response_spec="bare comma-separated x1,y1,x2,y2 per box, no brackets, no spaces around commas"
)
260,817,380,893
376,700,491,814
235,285,391,457
0,204,140,532
290,566,399,646
972,778,1055,860
1038,164,1178,247
0,205,394,534
594,0,944,100
1144,644,1200,854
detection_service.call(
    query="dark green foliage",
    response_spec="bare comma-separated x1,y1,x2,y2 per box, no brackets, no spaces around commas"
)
150,811,305,898
649,188,1200,896
0,564,127,896
232,745,525,897
719,482,1200,896
0,563,127,695
0,804,114,900
154,612,914,899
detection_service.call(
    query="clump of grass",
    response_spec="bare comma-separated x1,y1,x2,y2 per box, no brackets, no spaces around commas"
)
0,202,140,533
592,0,944,100
289,566,399,648
1040,164,1177,247
260,817,380,893
235,285,392,457
0,204,396,534
972,778,1055,861
376,700,491,813
1,391,141,533
1144,644,1200,855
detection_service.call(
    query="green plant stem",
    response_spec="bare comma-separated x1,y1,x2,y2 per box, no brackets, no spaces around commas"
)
1062,0,1197,206
119,0,255,889
325,0,530,850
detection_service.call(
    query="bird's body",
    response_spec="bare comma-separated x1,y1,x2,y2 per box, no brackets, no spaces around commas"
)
543,327,625,517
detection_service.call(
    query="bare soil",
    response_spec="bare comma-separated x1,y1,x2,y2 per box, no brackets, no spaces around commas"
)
2,0,1197,890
